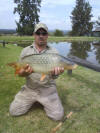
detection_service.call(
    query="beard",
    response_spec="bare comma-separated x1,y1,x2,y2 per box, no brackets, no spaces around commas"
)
38,39,47,46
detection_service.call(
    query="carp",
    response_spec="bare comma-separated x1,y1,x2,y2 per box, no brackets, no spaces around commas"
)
7,53,78,81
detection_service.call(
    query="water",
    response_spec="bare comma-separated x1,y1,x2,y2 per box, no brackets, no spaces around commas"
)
17,41,100,65
48,41,100,66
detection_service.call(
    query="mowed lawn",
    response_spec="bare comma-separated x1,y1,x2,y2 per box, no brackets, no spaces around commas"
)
0,44,100,133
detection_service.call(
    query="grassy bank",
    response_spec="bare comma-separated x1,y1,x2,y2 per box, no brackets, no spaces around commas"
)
0,44,100,133
0,35,100,44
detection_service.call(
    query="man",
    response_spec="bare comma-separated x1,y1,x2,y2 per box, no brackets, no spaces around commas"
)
9,23,64,121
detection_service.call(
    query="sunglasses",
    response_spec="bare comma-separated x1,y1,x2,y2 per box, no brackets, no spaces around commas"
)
35,31,48,36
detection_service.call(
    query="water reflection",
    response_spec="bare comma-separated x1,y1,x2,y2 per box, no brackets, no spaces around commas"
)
94,45,100,64
68,41,91,59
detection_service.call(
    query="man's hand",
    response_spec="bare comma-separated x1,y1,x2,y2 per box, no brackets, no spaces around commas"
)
51,67,64,76
18,64,34,77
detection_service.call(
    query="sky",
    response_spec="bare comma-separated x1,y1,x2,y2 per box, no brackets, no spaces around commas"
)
0,0,100,30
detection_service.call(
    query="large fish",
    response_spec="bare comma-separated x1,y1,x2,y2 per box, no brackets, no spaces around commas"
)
7,53,78,81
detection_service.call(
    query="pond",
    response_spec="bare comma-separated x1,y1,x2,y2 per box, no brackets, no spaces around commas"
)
17,41,100,66
49,41,100,66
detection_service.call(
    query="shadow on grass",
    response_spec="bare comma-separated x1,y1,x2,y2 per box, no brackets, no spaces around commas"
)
30,102,44,112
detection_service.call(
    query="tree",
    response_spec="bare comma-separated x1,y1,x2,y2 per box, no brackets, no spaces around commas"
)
70,0,93,36
96,16,100,27
14,0,41,35
54,29,64,36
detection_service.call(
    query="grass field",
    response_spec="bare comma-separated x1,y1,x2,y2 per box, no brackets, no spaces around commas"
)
0,44,100,133
0,35,100,44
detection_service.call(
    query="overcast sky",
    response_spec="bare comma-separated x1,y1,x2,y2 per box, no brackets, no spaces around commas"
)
0,0,100,30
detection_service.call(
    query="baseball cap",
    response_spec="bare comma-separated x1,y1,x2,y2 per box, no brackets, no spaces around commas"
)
34,23,48,33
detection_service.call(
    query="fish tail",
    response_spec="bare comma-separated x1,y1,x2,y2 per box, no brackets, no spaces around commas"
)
7,62,21,75
7,62,18,68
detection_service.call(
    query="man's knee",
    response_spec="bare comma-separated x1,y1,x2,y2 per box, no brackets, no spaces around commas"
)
9,103,21,116
53,110,64,121
47,109,64,121
9,104,17,116
9,102,29,116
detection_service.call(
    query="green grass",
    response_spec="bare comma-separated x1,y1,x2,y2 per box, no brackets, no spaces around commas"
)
0,44,100,133
0,35,100,44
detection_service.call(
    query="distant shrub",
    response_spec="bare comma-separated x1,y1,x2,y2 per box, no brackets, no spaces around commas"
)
48,32,53,36
53,29,64,36
66,31,74,36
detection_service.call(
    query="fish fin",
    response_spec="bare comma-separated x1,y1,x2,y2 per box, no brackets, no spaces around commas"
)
7,62,22,75
40,74,46,81
15,69,20,75
7,62,17,68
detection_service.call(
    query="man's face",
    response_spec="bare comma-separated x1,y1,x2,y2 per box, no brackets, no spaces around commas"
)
34,28,48,46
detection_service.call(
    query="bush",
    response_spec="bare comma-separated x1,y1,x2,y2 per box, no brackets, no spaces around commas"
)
53,29,64,36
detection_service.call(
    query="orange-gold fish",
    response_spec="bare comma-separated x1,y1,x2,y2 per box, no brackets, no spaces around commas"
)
7,53,78,81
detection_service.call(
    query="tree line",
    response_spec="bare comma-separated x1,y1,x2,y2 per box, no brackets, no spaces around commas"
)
14,0,100,36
